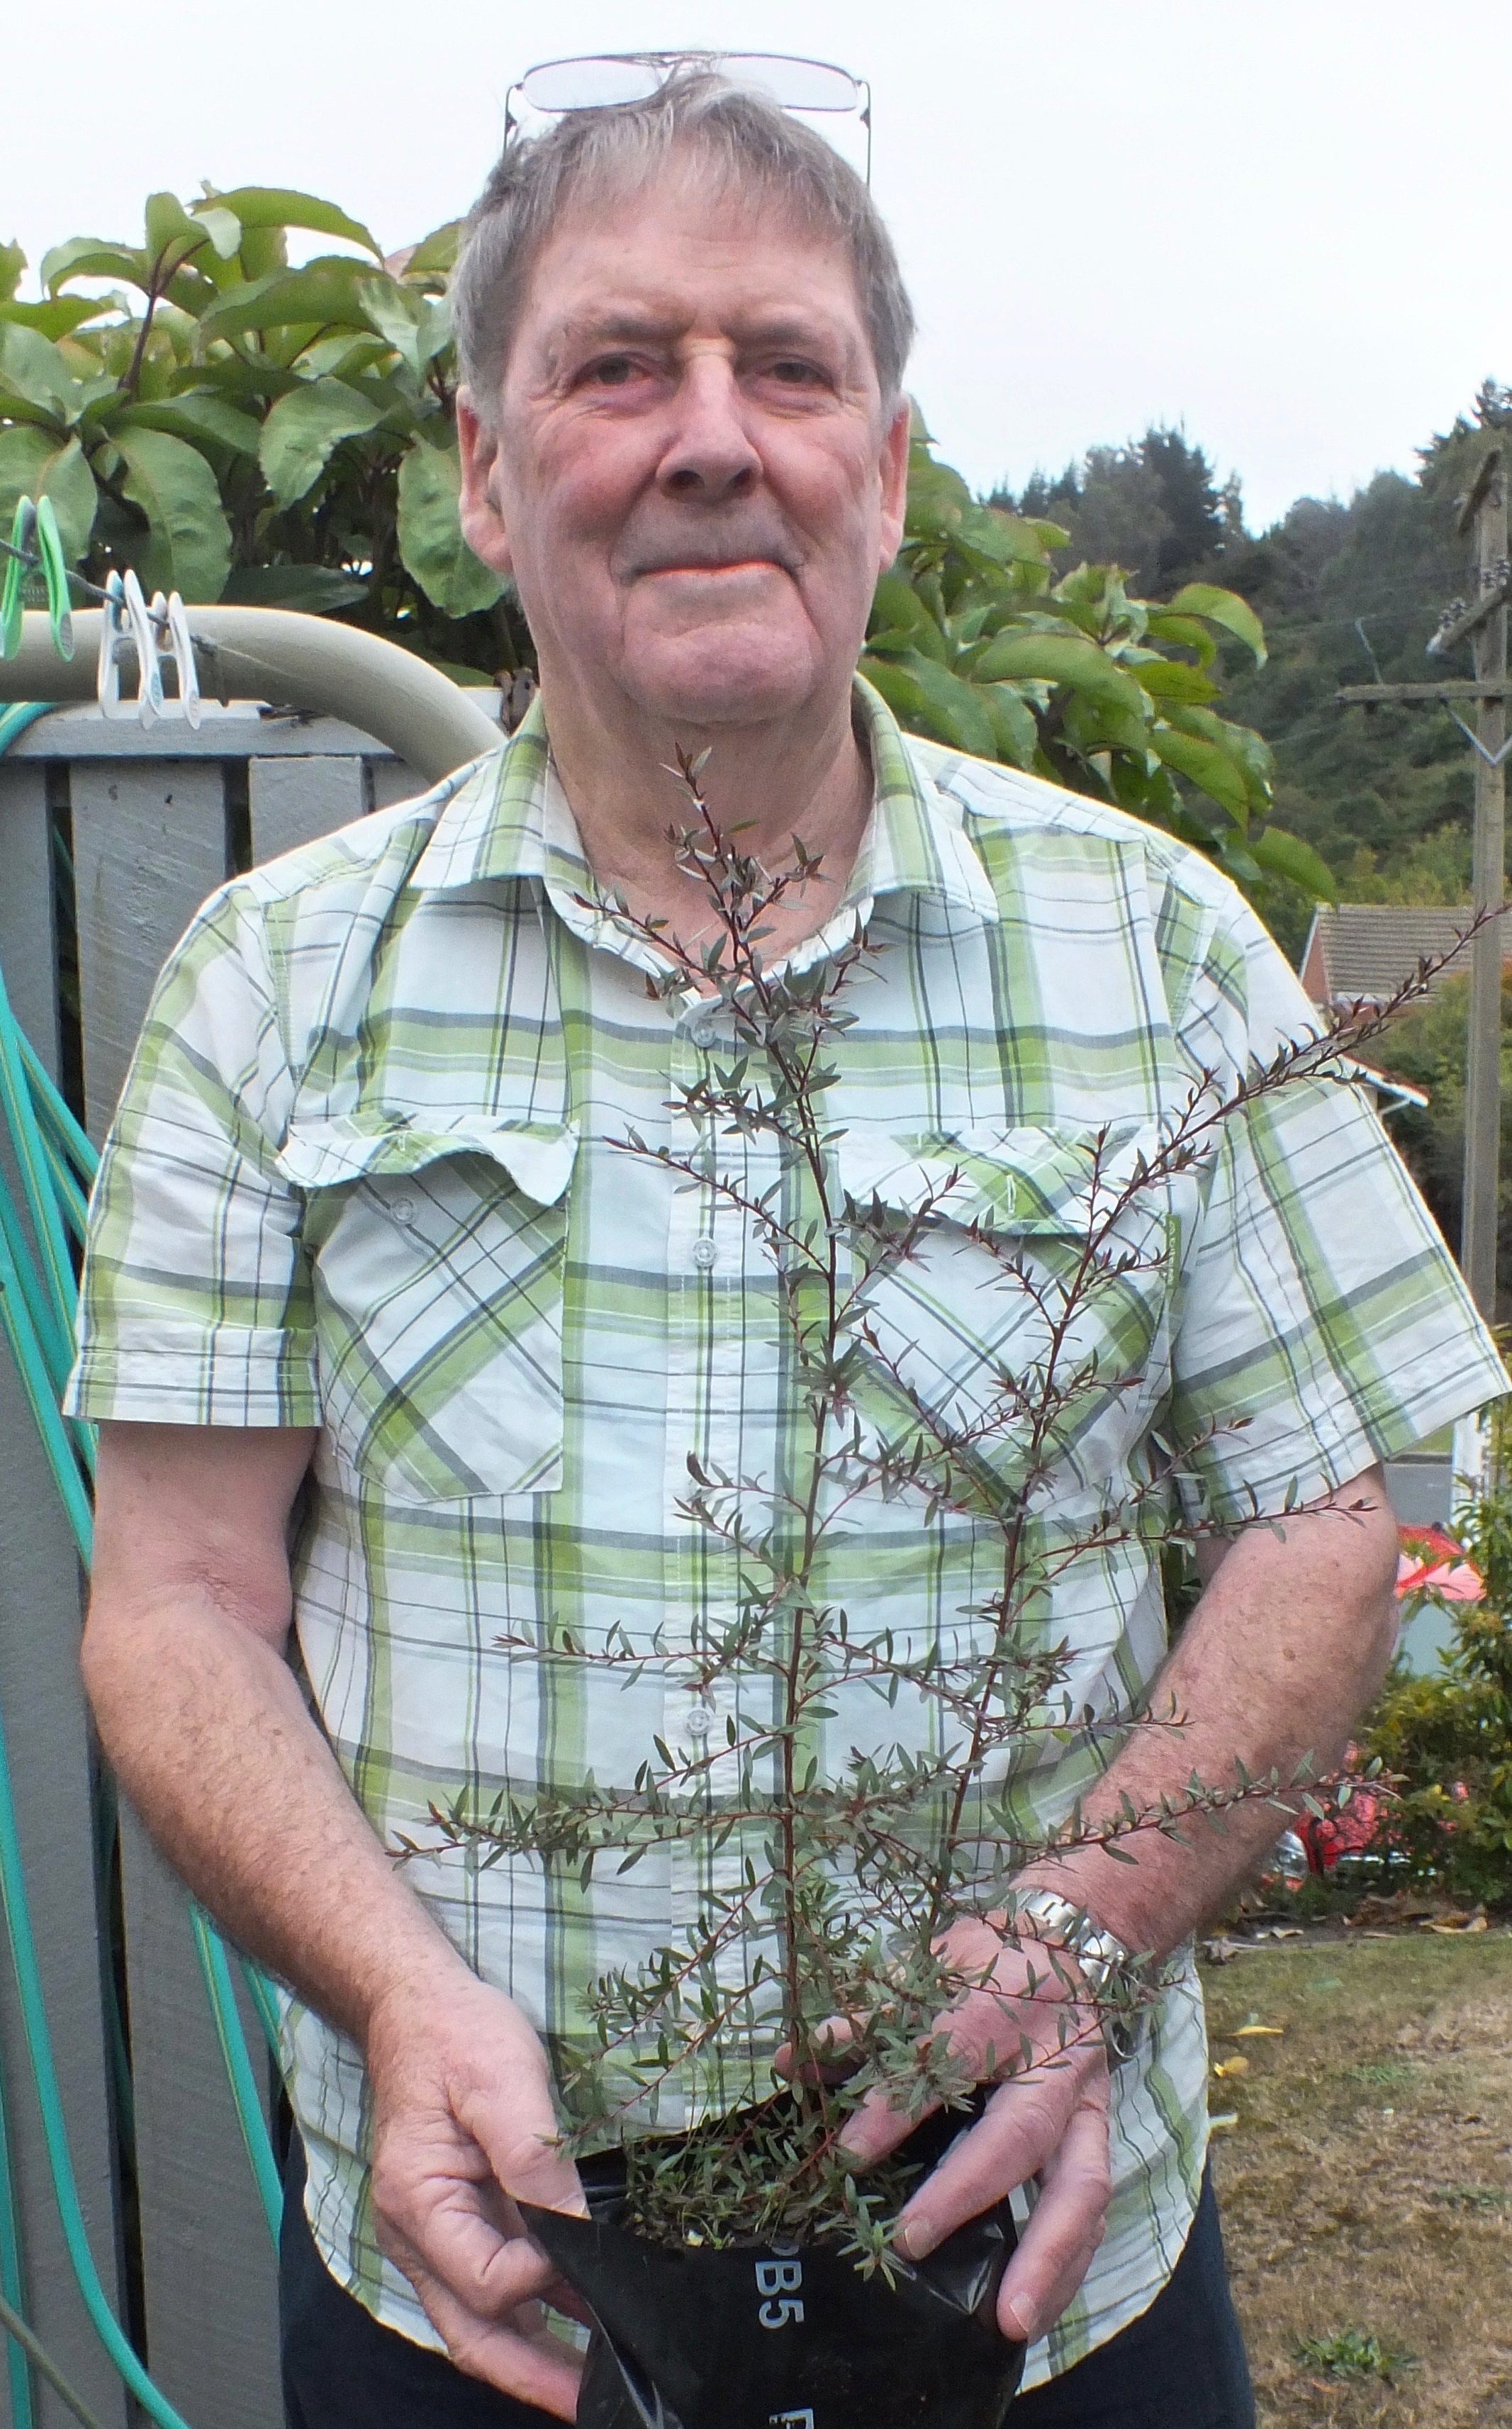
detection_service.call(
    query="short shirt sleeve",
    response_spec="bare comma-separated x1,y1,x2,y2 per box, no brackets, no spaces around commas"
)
63,881,318,1428
1163,895,1508,1523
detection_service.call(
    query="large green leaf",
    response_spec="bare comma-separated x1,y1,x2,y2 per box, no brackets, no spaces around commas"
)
198,257,376,342
116,394,264,456
0,425,98,561
981,681,1038,769
404,220,465,277
396,440,505,617
41,238,150,296
209,189,382,259
1247,825,1337,902
1167,583,1267,669
0,324,76,420
971,630,1149,719
1149,726,1251,826
259,376,386,507
144,192,242,269
221,564,371,613
0,294,123,342
1126,654,1221,705
116,427,232,600
354,279,451,376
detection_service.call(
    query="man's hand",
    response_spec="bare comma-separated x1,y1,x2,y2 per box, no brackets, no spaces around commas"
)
835,1915,1111,2347
366,1967,589,2421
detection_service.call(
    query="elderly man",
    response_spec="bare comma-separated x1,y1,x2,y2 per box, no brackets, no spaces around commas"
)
70,69,1502,2429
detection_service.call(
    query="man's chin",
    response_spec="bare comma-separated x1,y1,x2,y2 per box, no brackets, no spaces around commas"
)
619,635,829,732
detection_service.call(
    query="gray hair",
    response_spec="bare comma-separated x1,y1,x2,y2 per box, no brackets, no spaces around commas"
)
452,69,914,417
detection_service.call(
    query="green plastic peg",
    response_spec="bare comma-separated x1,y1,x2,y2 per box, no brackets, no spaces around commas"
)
0,496,75,661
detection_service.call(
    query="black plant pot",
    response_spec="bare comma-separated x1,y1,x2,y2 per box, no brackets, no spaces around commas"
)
521,2104,1026,2429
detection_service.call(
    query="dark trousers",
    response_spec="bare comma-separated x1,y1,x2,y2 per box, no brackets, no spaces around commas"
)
281,2138,1255,2429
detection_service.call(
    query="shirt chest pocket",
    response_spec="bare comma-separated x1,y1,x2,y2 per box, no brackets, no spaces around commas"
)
837,1121,1180,1509
277,1115,578,1502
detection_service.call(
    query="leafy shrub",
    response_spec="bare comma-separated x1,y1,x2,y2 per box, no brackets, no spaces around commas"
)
1365,1400,1512,1904
1,184,1332,908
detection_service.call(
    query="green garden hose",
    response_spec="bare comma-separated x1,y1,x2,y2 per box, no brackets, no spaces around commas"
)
0,705,282,2424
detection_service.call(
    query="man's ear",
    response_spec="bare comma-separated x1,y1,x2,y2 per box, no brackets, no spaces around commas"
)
457,386,514,577
876,397,912,572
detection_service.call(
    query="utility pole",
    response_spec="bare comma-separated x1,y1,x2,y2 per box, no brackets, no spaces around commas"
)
1336,442,1509,1322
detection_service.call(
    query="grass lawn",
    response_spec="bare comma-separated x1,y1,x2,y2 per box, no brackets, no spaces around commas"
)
1202,1931,1512,2426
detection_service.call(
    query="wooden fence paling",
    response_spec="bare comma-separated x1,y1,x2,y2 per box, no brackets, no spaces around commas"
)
0,757,128,2429
0,708,437,2427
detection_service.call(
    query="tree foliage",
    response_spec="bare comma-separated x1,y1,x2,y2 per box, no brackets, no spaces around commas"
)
1365,1395,1512,1905
0,186,1334,905
0,187,534,682
870,433,1331,900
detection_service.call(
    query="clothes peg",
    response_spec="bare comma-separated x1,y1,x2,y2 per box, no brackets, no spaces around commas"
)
0,498,74,661
97,570,165,724
165,591,201,730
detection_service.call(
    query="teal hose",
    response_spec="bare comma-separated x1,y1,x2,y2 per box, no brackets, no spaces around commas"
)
0,1700,194,2429
0,704,284,2425
189,1914,283,2244
0,2020,35,2429
0,706,54,757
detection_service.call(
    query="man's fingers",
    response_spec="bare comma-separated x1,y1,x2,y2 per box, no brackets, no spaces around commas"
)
461,2082,590,2222
398,2248,586,2422
891,2059,1087,2262
995,2087,1112,2345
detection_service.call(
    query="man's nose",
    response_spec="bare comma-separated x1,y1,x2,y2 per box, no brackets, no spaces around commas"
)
656,357,761,501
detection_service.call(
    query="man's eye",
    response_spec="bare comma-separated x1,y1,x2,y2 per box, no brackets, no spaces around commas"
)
768,359,824,386
586,357,639,387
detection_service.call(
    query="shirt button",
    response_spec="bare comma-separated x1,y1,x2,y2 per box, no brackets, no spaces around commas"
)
687,1005,722,1049
390,1191,417,1226
691,1236,717,1271
686,1698,715,1741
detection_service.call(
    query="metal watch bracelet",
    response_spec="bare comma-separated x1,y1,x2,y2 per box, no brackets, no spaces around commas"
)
1011,1888,1152,2068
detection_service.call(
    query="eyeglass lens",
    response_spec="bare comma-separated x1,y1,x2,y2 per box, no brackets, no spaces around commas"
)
518,54,861,116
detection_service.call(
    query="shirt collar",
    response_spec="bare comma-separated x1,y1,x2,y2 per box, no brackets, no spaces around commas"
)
408,678,999,933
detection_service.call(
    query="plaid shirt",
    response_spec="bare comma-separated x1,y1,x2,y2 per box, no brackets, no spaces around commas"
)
66,684,1506,2384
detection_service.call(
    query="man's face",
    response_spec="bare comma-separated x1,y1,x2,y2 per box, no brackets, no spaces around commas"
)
458,165,911,732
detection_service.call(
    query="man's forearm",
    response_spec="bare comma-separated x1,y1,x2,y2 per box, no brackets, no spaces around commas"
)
83,1585,466,2047
1016,1467,1400,1958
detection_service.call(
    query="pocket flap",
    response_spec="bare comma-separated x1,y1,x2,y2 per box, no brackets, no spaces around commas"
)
836,1120,1156,1234
276,1112,578,1208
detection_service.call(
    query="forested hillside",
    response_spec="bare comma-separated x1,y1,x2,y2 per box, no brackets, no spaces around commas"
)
994,388,1510,961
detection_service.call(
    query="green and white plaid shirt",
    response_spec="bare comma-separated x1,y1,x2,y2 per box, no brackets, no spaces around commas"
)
67,683,1505,2384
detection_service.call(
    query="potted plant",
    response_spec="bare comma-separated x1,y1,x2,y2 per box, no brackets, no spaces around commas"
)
411,759,1447,2428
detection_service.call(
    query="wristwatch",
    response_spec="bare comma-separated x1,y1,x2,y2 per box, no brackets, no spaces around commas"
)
1011,1889,1153,2068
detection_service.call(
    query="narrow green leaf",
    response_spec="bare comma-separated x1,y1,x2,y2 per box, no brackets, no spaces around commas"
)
1247,825,1338,903
258,375,386,508
0,425,97,562
0,242,23,303
1166,582,1267,669
116,427,233,601
396,438,505,617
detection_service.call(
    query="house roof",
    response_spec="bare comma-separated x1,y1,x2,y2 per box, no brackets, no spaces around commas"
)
1299,904,1482,1006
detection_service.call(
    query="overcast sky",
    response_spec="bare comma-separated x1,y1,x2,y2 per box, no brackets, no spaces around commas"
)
6,1,1506,531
